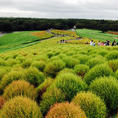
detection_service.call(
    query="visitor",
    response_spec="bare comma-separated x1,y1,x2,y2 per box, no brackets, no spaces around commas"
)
93,42,95,46
98,41,101,46
112,41,116,46
90,40,93,46
105,40,110,46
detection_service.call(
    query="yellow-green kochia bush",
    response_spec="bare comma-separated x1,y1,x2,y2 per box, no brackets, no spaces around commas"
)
84,64,113,85
72,92,107,118
108,60,118,72
0,96,5,109
0,96,43,118
46,102,87,118
36,78,54,101
3,80,37,100
0,70,26,94
44,59,65,77
74,64,89,78
51,73,87,101
31,60,46,72
25,67,45,87
116,70,118,80
106,51,118,60
40,87,65,116
89,77,118,114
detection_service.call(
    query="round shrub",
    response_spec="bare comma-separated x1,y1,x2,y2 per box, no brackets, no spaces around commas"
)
77,55,89,64
46,102,87,118
25,67,45,87
5,59,17,66
108,60,118,72
0,70,26,94
89,77,118,113
74,64,89,78
116,70,118,80
57,68,75,75
44,60,65,77
32,60,46,71
3,80,37,100
22,59,32,68
62,56,79,68
0,96,43,118
40,87,65,115
51,73,87,101
106,51,118,60
36,78,54,100
0,96,5,109
86,56,106,68
72,92,106,118
84,64,113,85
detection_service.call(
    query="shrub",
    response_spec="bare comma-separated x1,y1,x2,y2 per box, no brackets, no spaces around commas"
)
89,77,118,114
32,61,46,71
72,91,107,118
62,56,79,68
46,102,87,118
57,68,75,75
0,67,10,82
22,59,32,68
51,73,87,101
77,55,89,64
0,96,43,118
116,70,118,80
5,59,17,66
36,78,54,101
25,67,45,87
108,60,118,72
0,70,26,94
0,96,5,109
84,64,113,85
74,64,89,78
44,60,65,77
86,56,106,68
106,51,118,60
40,87,65,115
3,80,37,100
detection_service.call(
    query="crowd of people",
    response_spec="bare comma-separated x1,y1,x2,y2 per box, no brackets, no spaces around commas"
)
90,40,118,46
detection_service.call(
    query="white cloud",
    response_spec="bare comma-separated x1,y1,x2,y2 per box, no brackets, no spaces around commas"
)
0,0,117,19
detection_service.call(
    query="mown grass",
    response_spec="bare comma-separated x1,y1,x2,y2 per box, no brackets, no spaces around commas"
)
76,29,118,42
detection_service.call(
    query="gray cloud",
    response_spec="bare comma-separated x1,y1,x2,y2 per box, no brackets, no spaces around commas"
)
0,0,118,19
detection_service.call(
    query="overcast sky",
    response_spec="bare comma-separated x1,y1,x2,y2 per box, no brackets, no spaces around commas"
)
0,0,118,20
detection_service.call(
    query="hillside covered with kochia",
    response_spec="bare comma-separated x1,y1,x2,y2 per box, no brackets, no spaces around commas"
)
0,29,118,118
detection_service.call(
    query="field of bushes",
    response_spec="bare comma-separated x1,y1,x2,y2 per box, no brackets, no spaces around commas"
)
0,29,118,118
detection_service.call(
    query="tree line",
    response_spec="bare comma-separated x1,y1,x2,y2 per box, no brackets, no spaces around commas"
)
0,18,118,32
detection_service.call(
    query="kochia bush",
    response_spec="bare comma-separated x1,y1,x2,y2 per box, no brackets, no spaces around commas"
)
0,96,43,118
84,64,113,85
46,102,87,118
72,92,107,118
51,73,87,101
74,64,89,78
89,77,118,114
108,60,118,72
0,96,5,109
3,80,37,100
106,51,118,60
40,87,65,115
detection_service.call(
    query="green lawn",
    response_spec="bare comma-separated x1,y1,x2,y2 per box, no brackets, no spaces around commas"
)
0,31,39,53
76,29,118,42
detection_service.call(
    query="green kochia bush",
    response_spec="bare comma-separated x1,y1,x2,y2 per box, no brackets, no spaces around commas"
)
106,51,118,60
40,87,65,116
44,60,65,77
62,56,79,68
74,64,89,78
0,96,43,118
89,77,118,114
116,70,118,80
32,61,46,72
51,73,87,101
25,67,45,87
36,78,54,101
84,64,113,85
72,91,107,118
3,80,37,100
86,56,106,68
